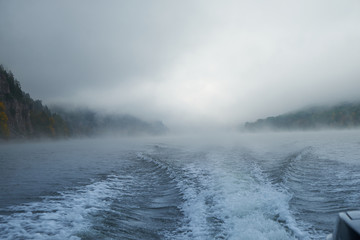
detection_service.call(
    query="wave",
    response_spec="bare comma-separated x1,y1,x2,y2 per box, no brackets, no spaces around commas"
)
0,151,184,240
0,175,122,240
2,141,357,240
253,145,360,238
140,146,307,240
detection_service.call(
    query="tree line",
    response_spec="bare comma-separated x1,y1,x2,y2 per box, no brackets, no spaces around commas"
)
244,103,360,131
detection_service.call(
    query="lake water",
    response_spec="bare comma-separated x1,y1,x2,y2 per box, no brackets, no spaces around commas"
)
1,130,360,239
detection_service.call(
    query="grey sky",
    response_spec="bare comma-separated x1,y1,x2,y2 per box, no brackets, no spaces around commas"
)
1,0,360,129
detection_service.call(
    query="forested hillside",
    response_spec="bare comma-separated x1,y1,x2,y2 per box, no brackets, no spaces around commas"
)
244,103,360,131
0,65,70,139
0,65,167,140
51,106,168,136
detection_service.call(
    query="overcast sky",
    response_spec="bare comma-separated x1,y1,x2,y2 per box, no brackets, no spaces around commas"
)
1,0,360,129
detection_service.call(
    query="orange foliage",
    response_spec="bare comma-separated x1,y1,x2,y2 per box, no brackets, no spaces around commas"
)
0,102,5,111
0,102,10,138
48,117,55,137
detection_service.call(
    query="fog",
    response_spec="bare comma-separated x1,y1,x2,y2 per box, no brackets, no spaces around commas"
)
1,0,360,131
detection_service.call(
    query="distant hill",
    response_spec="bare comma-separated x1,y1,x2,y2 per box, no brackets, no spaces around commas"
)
243,103,360,131
51,106,168,137
0,65,167,140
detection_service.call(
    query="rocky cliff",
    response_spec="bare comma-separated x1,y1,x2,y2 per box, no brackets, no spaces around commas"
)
0,65,69,139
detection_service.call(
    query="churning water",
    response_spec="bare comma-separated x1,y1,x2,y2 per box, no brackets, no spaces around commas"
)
1,130,360,240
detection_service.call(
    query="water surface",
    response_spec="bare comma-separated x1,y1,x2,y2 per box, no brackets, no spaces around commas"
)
1,131,360,239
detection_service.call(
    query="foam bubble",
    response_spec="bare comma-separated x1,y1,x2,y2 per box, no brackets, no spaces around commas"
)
171,150,306,240
0,176,123,240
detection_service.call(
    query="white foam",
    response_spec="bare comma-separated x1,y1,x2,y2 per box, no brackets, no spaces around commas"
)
0,176,123,240
172,150,307,240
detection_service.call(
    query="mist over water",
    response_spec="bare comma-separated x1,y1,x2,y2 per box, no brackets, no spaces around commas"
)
2,0,360,126
0,130,360,239
1,2,360,239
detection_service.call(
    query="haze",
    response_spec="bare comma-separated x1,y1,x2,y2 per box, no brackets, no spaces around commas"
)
1,0,360,130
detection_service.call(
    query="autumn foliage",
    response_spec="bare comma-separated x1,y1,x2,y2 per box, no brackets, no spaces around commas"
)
0,102,10,138
0,65,70,139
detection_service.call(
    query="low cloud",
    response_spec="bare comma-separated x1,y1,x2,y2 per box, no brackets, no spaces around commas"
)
1,0,360,130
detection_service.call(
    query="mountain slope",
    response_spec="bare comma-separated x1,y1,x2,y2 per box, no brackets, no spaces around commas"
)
51,106,168,136
0,65,167,139
244,103,360,131
0,65,69,139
